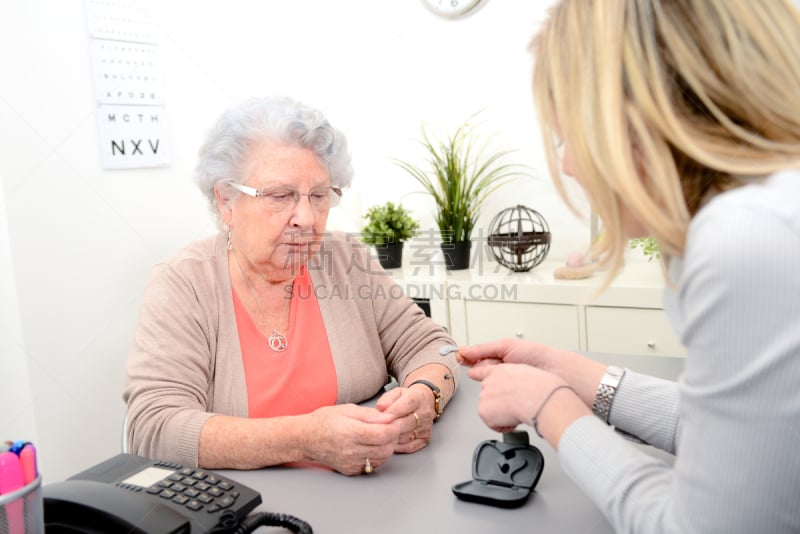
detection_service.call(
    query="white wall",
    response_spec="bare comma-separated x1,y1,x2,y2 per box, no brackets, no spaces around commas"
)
0,169,39,448
0,0,590,482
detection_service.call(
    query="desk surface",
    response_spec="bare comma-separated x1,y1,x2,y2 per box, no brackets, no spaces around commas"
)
222,353,684,534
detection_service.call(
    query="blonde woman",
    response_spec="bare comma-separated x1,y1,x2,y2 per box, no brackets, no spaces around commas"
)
459,1,800,532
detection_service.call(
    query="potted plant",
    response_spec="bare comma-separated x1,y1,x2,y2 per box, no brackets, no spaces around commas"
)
392,113,526,270
360,201,420,269
629,236,660,262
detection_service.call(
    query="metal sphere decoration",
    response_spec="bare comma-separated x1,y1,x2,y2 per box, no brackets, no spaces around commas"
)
487,205,551,272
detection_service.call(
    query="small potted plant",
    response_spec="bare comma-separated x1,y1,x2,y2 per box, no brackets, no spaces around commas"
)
392,112,526,270
360,201,420,269
629,236,660,262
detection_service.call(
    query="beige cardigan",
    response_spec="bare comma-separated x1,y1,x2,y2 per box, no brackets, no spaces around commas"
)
123,231,458,465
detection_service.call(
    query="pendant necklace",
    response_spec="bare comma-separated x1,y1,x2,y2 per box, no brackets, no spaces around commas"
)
232,249,291,352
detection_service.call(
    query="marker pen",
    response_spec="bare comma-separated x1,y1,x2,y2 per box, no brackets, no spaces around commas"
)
0,451,25,534
7,441,29,456
0,451,24,494
18,444,37,485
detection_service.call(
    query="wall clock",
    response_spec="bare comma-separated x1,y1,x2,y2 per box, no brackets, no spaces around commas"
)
421,0,488,20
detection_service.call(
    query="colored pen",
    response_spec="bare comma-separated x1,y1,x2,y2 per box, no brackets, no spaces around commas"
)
0,451,25,534
7,441,29,456
0,451,24,494
18,444,37,485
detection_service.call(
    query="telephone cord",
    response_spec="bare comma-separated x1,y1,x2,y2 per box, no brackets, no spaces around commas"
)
212,510,313,534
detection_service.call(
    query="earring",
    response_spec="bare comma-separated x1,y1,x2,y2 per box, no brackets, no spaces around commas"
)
226,230,232,250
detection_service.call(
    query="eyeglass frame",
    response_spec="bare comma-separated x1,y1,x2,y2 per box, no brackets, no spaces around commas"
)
223,181,343,211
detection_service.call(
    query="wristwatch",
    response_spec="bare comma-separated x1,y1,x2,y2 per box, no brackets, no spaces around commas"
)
592,366,626,424
409,379,443,422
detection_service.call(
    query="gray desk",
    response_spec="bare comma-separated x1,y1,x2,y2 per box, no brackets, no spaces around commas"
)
221,354,684,533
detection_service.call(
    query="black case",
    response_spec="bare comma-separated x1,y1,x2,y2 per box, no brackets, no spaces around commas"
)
452,430,544,508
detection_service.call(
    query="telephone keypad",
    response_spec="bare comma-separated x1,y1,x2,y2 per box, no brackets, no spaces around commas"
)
60,454,262,533
217,496,234,509
144,466,242,514
185,500,204,511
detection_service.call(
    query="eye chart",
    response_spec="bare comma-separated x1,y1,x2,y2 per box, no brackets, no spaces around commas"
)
85,0,170,169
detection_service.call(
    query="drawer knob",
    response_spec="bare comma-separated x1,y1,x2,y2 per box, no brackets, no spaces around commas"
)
647,340,656,349
515,331,524,339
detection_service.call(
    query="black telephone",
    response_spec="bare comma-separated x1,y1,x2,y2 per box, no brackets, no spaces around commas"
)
42,453,263,533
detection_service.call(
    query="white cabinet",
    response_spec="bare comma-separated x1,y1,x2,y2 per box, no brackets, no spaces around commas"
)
464,301,580,350
392,259,686,358
585,306,686,357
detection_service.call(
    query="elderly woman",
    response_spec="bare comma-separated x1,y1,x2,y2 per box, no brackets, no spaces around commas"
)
124,96,458,476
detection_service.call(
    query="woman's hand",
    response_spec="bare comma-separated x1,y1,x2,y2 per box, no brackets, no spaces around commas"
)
466,363,561,432
460,339,606,416
468,363,589,445
303,404,401,476
375,385,435,454
457,338,558,370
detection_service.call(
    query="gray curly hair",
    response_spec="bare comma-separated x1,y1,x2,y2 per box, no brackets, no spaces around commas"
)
193,95,353,229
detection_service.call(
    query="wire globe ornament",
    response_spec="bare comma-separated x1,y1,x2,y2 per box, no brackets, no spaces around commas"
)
487,205,551,272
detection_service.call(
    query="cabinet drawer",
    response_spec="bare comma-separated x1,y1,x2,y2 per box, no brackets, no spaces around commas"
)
585,306,686,356
464,301,580,350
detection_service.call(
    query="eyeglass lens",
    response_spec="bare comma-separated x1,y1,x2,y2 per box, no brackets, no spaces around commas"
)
259,187,341,211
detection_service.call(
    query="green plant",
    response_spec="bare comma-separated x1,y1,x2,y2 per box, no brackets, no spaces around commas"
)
629,236,660,262
360,201,420,246
392,113,526,244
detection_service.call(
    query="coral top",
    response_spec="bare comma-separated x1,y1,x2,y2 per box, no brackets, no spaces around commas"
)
233,265,338,418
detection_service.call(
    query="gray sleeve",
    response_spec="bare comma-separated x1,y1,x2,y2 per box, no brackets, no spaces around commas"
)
558,177,800,533
608,371,679,453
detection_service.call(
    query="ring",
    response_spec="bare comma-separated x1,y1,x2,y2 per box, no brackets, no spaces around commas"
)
363,458,373,474
412,429,418,441
412,411,420,429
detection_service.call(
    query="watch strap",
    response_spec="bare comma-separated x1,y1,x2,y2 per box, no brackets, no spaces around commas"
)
592,366,626,424
409,379,443,422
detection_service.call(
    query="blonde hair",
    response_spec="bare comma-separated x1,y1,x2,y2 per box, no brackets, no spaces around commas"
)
531,0,800,285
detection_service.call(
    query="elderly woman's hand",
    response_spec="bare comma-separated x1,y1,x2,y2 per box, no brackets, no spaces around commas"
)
375,385,436,454
305,404,401,476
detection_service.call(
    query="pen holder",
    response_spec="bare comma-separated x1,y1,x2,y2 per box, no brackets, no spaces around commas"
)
0,476,43,534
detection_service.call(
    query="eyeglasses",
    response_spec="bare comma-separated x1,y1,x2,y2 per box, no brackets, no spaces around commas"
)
225,182,343,212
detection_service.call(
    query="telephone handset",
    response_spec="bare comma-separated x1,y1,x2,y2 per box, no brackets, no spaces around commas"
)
42,453,262,533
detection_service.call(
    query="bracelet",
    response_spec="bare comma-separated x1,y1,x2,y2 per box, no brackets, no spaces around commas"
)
592,366,626,424
408,379,443,422
531,384,577,438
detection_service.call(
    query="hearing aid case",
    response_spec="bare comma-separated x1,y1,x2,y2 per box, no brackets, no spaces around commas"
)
452,430,544,508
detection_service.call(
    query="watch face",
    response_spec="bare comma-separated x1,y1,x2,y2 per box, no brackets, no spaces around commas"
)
421,0,487,19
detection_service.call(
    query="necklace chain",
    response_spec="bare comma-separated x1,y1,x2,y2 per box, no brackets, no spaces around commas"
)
231,249,291,352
